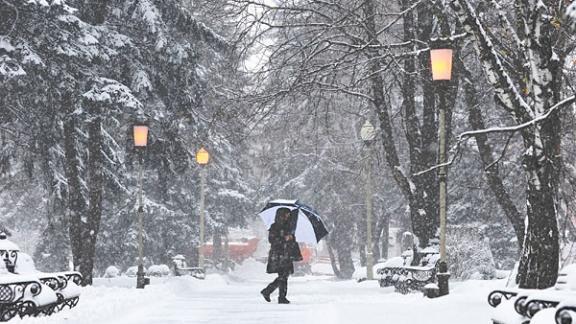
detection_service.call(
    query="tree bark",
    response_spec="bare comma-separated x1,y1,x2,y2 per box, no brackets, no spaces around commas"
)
399,0,437,248
36,108,70,271
81,103,104,285
327,215,355,279
417,2,440,235
213,226,223,268
362,0,437,249
337,246,355,279
449,0,563,288
374,212,390,260
326,241,341,278
517,22,562,287
63,94,86,275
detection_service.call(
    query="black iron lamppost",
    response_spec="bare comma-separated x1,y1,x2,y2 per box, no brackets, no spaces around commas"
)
195,147,210,269
430,40,453,297
360,120,376,280
133,123,150,289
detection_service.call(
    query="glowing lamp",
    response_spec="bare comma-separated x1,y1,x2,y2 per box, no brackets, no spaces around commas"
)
430,48,453,81
133,124,149,147
196,147,210,165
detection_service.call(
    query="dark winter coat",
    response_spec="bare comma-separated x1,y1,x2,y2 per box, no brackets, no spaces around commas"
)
266,216,303,274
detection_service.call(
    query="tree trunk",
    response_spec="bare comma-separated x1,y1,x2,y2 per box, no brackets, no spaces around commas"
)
213,226,223,268
372,223,381,262
327,222,354,279
337,246,355,279
449,0,564,289
375,212,390,260
326,242,341,278
361,0,432,248
63,94,86,273
516,0,563,289
358,243,366,267
517,176,559,288
81,103,104,285
36,119,70,271
417,2,440,239
399,0,437,248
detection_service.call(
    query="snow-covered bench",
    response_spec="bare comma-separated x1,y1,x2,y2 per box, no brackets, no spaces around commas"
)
172,255,205,280
489,264,576,324
0,233,82,321
376,248,440,294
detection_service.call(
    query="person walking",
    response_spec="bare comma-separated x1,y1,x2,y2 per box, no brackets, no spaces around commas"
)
260,207,302,304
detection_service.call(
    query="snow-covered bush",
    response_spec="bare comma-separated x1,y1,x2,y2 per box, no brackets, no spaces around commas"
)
147,264,171,277
104,266,120,278
124,266,139,277
447,225,496,280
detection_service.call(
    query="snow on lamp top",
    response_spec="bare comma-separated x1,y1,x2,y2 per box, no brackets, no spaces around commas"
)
430,48,453,81
360,120,376,142
0,233,19,251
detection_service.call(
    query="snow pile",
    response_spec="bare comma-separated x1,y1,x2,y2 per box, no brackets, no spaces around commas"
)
226,257,276,282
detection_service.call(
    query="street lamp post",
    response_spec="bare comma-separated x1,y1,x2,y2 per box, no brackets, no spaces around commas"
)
430,40,453,297
133,123,149,289
360,120,376,280
196,147,210,269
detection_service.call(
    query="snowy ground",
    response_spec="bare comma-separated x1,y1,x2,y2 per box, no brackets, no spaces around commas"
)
12,260,505,324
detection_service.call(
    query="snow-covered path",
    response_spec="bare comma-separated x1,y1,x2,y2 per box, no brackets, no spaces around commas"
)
14,262,502,324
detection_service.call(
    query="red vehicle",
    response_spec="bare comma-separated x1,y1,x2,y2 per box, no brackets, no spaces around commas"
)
200,238,260,263
200,238,314,266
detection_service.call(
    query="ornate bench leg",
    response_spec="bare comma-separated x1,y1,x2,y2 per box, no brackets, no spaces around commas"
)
17,301,36,318
0,305,18,322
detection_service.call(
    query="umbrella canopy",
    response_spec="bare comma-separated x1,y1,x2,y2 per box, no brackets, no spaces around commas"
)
259,200,329,245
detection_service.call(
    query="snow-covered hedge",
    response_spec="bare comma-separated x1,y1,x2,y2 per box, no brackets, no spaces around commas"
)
147,264,171,277
124,266,139,277
122,265,171,277
104,266,120,278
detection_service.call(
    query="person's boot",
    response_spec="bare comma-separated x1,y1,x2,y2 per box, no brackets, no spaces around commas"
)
260,288,271,302
278,278,289,304
278,297,290,304
261,278,279,303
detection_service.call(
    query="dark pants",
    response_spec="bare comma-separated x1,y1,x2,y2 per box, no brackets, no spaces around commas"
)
263,270,289,299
